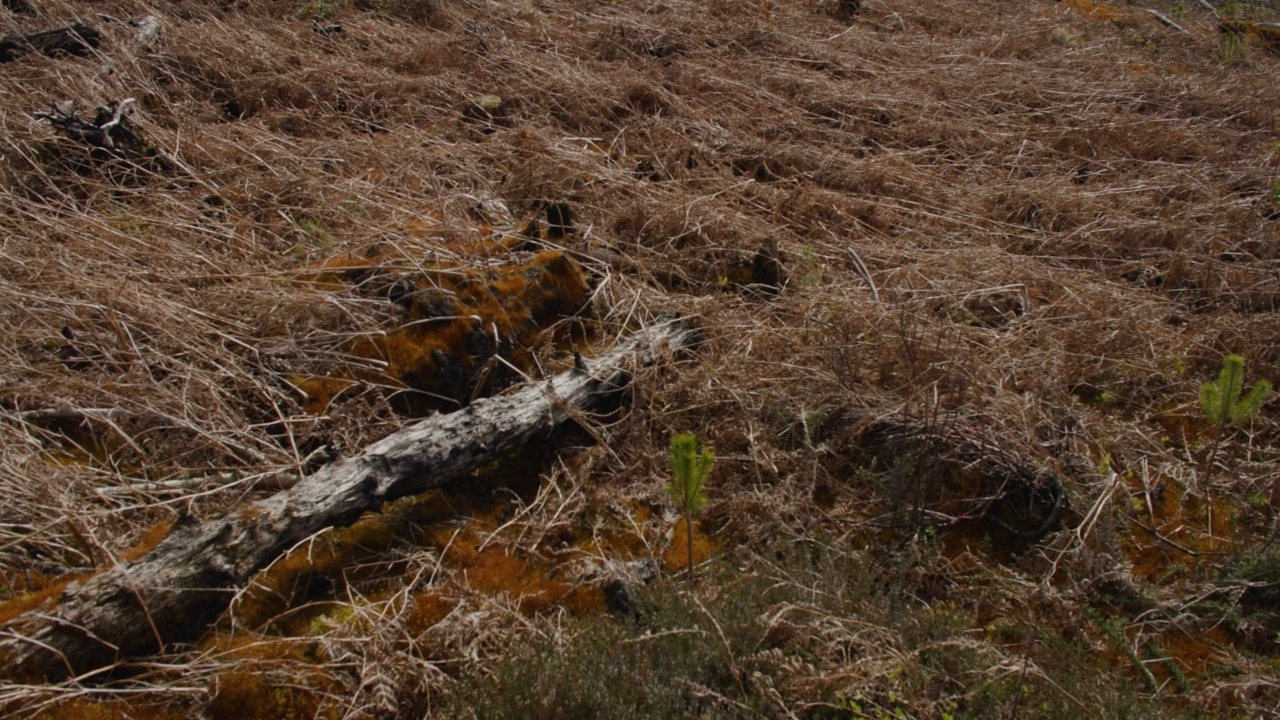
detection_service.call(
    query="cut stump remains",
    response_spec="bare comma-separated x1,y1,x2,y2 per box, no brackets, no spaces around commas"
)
0,319,704,682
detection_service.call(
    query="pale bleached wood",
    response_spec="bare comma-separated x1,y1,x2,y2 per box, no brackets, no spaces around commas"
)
0,320,703,681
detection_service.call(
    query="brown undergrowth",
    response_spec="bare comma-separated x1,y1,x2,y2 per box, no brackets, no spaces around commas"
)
1,0,1279,716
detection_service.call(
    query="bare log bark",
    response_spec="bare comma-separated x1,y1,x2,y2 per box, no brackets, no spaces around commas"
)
0,319,703,682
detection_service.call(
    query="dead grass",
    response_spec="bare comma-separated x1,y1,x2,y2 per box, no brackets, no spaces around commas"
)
1,0,1278,716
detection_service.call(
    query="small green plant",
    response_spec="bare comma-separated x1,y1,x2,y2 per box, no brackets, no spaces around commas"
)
1218,27,1245,63
667,432,713,581
1051,26,1081,47
296,217,334,246
1200,354,1271,488
795,243,825,289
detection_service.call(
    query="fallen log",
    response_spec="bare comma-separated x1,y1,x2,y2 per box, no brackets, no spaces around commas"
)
0,319,704,682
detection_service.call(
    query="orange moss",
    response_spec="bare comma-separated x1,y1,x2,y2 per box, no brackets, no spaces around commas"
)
0,571,92,627
439,527,600,615
1155,627,1233,679
289,375,357,415
559,584,605,615
1151,402,1210,441
1121,473,1238,581
1222,19,1280,55
292,253,389,291
1094,624,1237,696
232,510,403,633
1,565,66,597
393,215,441,236
233,485,509,633
28,698,188,720
207,670,340,720
224,465,639,645
195,634,340,717
662,519,712,573
575,504,660,562
296,250,590,415
204,632,329,663
406,592,458,635
1061,0,1131,23
939,525,1001,565
121,519,175,562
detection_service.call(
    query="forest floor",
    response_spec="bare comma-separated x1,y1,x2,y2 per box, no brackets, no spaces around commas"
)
1,0,1279,717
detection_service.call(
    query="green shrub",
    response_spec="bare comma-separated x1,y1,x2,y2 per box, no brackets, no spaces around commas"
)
447,539,1169,720
454,575,780,720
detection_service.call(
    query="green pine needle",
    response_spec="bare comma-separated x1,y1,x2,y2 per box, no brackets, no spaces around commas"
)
668,433,713,514
1232,379,1272,428
1201,355,1270,429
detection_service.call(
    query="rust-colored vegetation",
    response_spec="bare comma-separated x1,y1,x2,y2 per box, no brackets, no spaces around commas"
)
1121,471,1237,581
294,249,591,415
1061,0,1133,24
0,571,91,629
660,517,712,574
27,698,188,720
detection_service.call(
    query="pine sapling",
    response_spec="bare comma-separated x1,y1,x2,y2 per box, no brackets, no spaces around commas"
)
1200,355,1271,538
667,433,714,581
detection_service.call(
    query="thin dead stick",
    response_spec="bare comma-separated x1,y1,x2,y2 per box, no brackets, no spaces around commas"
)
98,99,135,147
846,248,880,302
1129,518,1200,558
92,469,301,499
1145,9,1188,34
1044,469,1122,585
618,628,708,645
18,408,146,422
1192,0,1219,18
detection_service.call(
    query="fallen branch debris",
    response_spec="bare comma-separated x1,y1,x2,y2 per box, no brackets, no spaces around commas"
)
0,319,703,681
35,99,174,177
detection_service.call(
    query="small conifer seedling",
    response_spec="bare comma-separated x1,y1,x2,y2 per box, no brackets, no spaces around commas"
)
667,433,714,581
1200,354,1271,489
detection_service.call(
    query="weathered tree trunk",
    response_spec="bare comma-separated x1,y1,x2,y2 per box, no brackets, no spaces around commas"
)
0,320,703,682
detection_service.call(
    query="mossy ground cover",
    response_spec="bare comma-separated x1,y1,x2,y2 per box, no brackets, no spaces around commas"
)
2,0,1279,716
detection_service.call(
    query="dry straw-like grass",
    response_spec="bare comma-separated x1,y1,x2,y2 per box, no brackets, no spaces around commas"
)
2,0,1279,716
